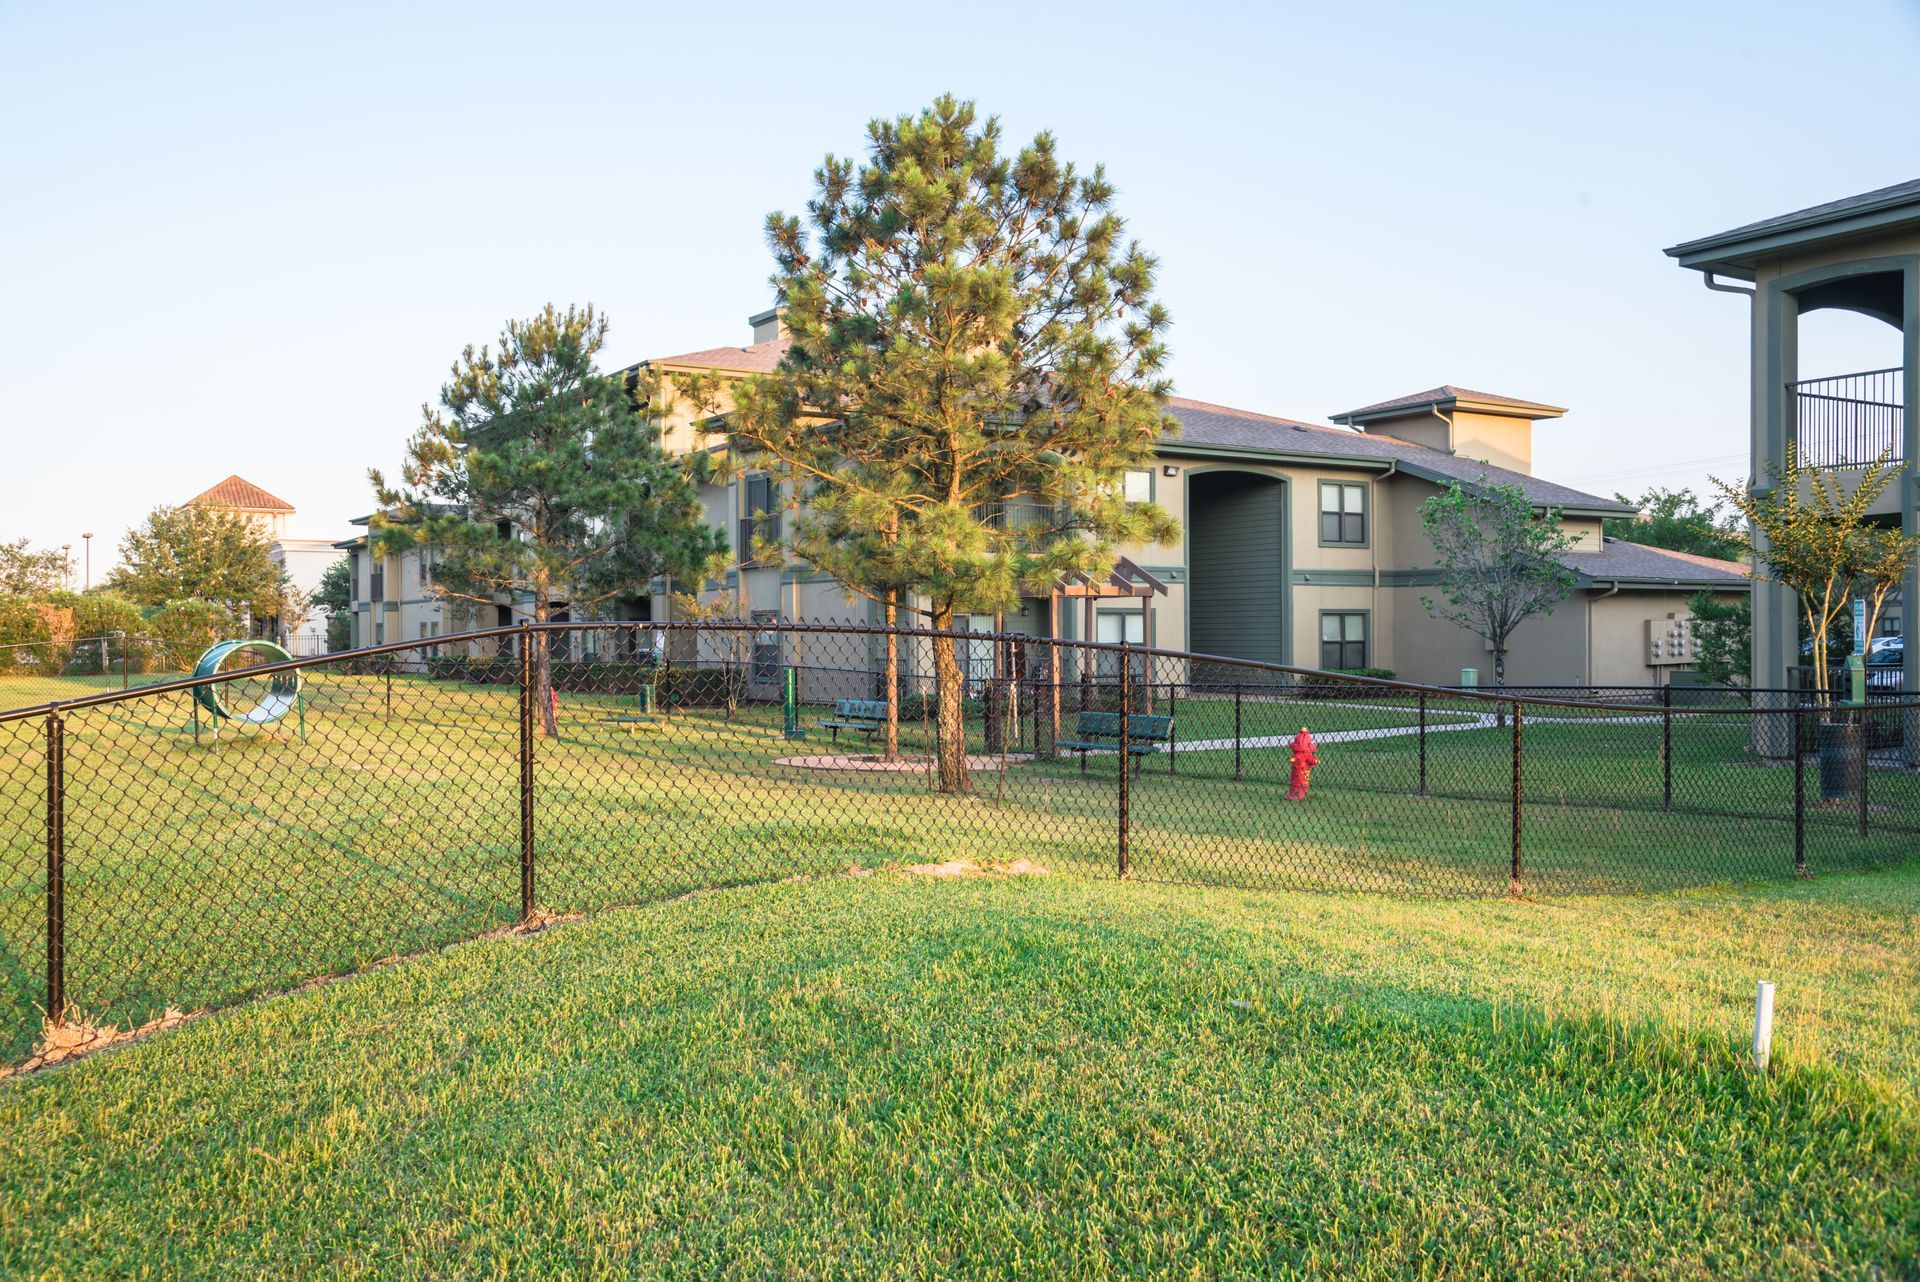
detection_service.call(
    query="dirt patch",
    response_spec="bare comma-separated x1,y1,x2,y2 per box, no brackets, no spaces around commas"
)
1,1007,198,1080
899,858,1049,879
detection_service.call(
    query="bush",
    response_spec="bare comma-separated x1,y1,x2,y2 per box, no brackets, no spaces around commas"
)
657,664,746,709
0,595,73,675
1297,668,1400,699
143,600,242,671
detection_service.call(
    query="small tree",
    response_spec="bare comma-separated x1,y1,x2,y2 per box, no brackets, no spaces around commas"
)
1604,487,1744,561
1713,446,1900,706
1418,479,1579,688
1846,525,1920,653
311,557,354,652
715,97,1179,791
109,506,280,617
0,539,73,596
371,304,725,735
1687,589,1751,687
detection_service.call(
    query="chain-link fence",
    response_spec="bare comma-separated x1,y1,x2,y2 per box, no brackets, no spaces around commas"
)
2,620,1915,1063
0,633,191,715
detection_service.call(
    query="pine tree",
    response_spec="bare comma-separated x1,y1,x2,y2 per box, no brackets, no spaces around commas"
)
372,304,725,735
713,97,1178,791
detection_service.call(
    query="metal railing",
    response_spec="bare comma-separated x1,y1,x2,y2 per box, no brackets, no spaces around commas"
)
3,620,1917,1065
1788,367,1904,468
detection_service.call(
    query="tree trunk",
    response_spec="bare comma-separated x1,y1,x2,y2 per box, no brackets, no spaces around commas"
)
534,591,558,738
931,604,969,793
884,593,900,760
1493,645,1508,728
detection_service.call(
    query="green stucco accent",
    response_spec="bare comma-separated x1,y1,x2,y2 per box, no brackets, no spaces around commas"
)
1187,469,1286,665
1290,568,1375,587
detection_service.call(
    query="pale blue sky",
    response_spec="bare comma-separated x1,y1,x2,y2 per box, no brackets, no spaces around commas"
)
3,0,1917,579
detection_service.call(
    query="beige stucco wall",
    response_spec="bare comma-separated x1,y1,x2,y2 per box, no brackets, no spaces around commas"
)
1384,586,1589,687
1448,409,1534,476
1587,590,1719,687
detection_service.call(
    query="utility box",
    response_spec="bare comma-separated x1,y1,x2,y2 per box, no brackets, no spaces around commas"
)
1460,667,1479,687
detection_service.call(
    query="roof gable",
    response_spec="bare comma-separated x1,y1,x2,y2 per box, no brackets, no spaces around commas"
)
185,475,294,512
1331,385,1567,424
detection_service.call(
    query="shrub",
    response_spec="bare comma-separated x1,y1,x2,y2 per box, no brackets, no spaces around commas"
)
143,600,242,671
0,595,73,675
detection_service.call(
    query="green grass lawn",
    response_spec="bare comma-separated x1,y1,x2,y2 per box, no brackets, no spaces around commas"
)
0,867,1914,1278
1,669,1916,1066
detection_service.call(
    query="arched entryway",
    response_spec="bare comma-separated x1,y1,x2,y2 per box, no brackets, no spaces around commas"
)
1186,469,1285,664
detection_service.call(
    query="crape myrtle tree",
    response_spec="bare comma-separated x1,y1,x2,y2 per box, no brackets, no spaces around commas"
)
372,304,725,736
711,96,1179,792
1713,446,1904,707
1418,479,1579,691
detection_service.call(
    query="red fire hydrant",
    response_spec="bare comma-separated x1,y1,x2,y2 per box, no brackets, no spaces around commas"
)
1287,726,1318,800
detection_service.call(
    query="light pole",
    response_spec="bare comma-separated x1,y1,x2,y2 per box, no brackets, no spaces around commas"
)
62,544,72,592
82,532,93,591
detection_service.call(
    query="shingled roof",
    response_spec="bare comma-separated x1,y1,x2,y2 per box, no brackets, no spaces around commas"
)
633,343,1626,515
1560,539,1748,587
1164,398,1630,516
185,475,294,512
1666,178,1920,274
1331,385,1567,424
647,339,789,374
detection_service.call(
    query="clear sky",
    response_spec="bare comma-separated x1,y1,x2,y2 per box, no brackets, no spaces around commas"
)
4,0,1917,581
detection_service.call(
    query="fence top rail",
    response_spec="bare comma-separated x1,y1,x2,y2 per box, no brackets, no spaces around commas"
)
7,619,1919,724
0,631,132,654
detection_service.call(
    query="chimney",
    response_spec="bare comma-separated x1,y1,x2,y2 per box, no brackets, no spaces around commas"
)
748,305,786,344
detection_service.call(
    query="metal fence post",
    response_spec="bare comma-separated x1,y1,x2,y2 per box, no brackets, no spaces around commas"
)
1509,700,1523,898
1793,705,1806,878
1417,688,1428,796
1167,681,1177,776
1233,682,1243,780
118,631,129,690
1118,644,1131,880
1661,683,1673,811
45,709,65,1024
518,622,536,921
1858,703,1869,839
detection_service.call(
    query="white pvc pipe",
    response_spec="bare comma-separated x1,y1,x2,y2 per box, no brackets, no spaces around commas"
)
1753,980,1776,1071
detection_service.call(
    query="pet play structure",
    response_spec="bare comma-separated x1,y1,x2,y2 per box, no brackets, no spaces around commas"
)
192,639,305,742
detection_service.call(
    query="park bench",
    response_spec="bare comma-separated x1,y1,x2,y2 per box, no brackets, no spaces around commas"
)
1056,710,1175,773
819,698,891,746
599,685,662,734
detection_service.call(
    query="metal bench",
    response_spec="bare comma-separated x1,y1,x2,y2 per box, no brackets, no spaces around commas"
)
599,685,663,734
1056,710,1175,773
818,698,891,745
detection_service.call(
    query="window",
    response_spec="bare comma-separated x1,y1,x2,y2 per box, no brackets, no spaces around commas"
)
740,475,781,559
1094,609,1146,680
1123,470,1154,504
1320,612,1367,671
751,609,781,683
369,561,385,604
1319,482,1368,546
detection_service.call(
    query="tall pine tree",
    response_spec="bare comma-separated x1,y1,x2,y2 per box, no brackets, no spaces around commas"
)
372,304,724,734
713,97,1178,791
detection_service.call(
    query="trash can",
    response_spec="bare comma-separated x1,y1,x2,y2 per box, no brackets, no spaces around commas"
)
1460,667,1479,688
1817,718,1863,802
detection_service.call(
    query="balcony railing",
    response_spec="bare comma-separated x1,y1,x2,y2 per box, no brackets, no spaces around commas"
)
1788,367,1904,468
